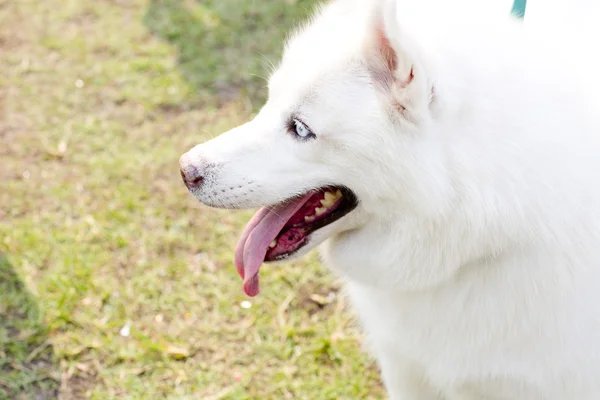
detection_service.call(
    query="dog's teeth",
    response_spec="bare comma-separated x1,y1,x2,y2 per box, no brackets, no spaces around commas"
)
315,207,327,216
321,191,336,207
269,240,277,248
334,189,343,199
304,215,315,222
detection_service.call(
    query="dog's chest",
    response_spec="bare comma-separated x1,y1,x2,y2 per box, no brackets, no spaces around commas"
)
345,281,496,371
343,273,569,396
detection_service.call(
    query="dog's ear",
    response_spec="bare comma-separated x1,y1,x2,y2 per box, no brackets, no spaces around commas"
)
365,0,432,120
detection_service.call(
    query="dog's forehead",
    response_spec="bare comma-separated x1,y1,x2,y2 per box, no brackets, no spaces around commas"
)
268,0,370,104
269,59,363,104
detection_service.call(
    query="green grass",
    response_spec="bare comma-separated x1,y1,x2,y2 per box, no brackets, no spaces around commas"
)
0,0,384,398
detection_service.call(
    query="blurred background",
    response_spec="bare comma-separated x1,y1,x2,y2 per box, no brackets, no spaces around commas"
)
0,0,383,398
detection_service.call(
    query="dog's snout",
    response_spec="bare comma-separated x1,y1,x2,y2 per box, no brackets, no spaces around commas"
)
179,152,205,190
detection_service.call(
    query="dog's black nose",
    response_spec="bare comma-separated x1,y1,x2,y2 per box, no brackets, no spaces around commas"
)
179,153,204,190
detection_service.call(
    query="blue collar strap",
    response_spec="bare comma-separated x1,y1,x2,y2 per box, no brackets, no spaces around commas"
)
511,0,527,18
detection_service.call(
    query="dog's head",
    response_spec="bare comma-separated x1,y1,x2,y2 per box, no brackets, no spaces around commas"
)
179,0,465,295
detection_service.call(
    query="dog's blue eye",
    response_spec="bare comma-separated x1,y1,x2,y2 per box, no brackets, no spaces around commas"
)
292,119,315,139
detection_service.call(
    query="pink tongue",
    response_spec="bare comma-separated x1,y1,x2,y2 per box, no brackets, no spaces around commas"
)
234,193,313,297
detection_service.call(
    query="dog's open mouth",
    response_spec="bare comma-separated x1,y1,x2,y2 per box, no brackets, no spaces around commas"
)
234,187,358,296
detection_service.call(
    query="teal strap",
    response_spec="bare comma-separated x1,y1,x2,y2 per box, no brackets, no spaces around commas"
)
511,0,527,18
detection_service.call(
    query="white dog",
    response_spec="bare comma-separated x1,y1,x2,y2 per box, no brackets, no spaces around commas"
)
180,0,600,398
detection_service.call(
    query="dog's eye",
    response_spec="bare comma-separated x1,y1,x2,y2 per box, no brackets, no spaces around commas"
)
291,119,315,140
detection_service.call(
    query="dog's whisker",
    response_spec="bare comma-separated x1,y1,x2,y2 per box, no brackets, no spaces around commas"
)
256,51,277,75
201,130,216,140
250,73,269,84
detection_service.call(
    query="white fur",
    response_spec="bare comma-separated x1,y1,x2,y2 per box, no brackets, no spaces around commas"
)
181,0,600,398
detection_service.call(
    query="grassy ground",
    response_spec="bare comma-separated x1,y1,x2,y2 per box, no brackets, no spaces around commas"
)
0,0,384,398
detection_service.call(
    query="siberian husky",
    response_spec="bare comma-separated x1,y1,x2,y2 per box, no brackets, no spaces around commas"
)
180,0,600,398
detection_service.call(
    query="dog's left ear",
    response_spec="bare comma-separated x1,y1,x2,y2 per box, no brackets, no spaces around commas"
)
365,0,433,120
